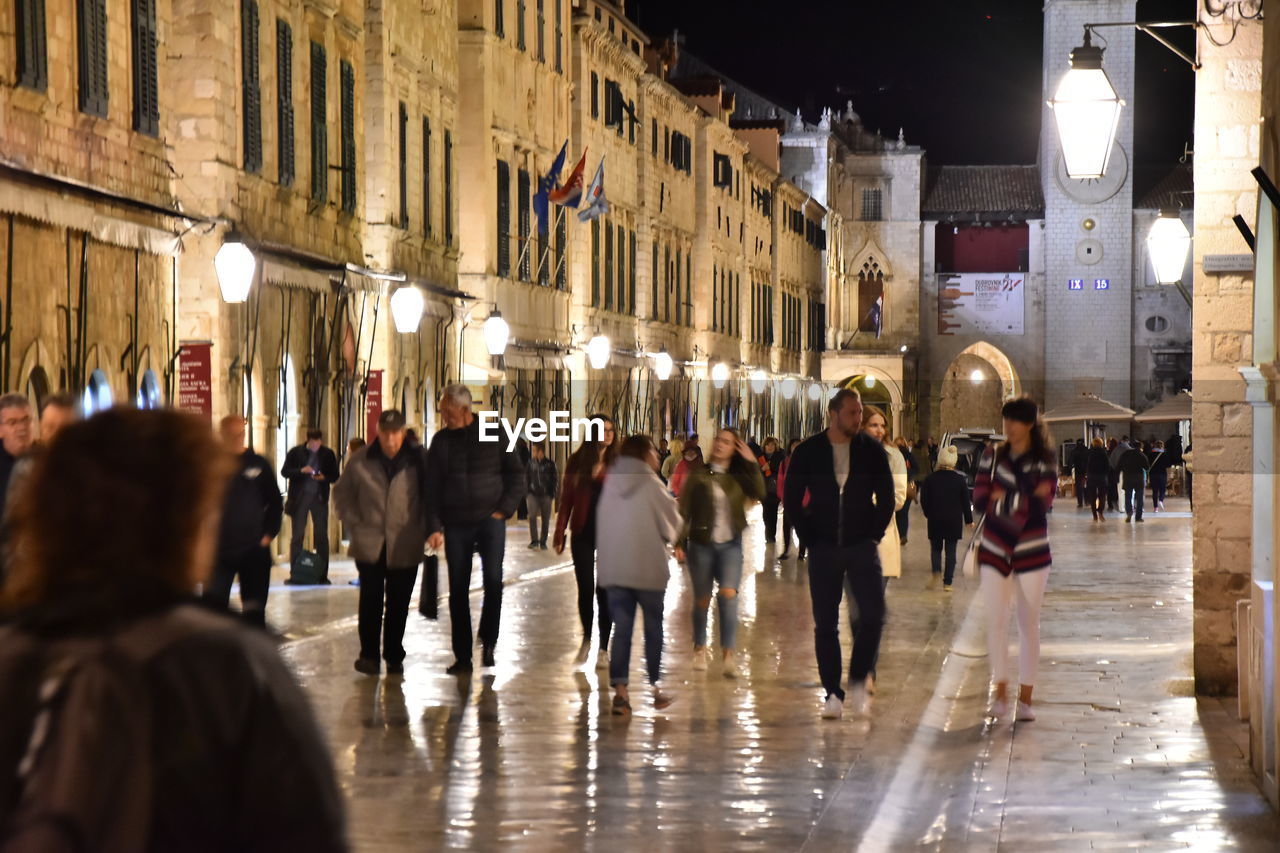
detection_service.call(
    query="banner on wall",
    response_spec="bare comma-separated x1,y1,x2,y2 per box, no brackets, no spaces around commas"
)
938,274,1024,336
177,342,213,418
365,370,383,442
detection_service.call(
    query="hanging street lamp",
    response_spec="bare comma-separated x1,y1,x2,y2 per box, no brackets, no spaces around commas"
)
1147,208,1192,284
864,375,876,389
390,286,425,334
483,308,510,356
1047,30,1124,180
711,362,729,390
750,369,767,395
651,349,673,381
214,236,256,304
780,377,797,400
807,383,822,402
587,334,612,369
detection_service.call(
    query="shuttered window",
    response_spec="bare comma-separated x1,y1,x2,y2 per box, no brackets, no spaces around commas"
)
603,220,613,310
590,219,599,306
240,1,261,171
516,0,526,51
553,0,562,72
651,240,659,320
664,246,671,324
422,117,432,235
536,0,545,62
397,103,409,228
276,21,294,187
17,0,48,91
555,213,566,289
590,72,598,119
339,60,356,213
444,130,454,244
517,168,531,281
131,0,159,135
77,0,109,117
537,209,548,287
495,0,504,38
615,223,625,312
496,159,511,278
309,41,327,202
629,230,637,315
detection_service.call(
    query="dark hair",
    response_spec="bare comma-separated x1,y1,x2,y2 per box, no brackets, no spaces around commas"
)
829,387,860,413
347,437,366,454
39,393,76,416
618,434,654,460
788,438,801,452
3,409,233,613
566,413,617,480
1000,396,1054,463
306,428,323,441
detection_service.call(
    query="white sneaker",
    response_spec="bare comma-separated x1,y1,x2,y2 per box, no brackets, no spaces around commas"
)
691,647,710,672
821,694,844,719
722,650,738,679
848,683,871,717
574,640,591,665
1016,701,1036,722
988,698,1009,720
595,650,609,671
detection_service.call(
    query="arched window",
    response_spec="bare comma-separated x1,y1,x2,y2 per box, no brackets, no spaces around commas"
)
24,367,50,412
858,259,885,334
136,370,163,409
83,369,113,416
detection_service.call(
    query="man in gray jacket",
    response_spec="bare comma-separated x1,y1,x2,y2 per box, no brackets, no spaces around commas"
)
333,409,427,676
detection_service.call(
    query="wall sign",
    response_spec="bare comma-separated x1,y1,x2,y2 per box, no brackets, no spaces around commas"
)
1067,279,1084,291
1094,278,1111,290
365,369,383,442
1203,254,1254,273
177,341,213,418
938,273,1024,336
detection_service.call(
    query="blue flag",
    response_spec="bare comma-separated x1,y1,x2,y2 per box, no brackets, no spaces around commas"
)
534,141,567,235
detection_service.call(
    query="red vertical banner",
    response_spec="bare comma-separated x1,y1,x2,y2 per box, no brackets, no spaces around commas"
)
177,342,213,419
365,370,383,442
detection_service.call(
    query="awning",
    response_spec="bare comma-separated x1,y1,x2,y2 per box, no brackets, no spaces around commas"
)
261,256,342,293
0,174,184,255
1134,391,1192,423
502,351,567,370
1041,394,1136,423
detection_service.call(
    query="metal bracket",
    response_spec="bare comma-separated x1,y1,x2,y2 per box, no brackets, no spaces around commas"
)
1083,21,1201,70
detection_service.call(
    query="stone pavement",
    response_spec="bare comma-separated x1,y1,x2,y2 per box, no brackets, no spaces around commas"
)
253,501,1279,851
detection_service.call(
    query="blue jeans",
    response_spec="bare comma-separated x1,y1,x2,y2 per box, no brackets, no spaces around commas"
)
607,587,665,687
686,537,744,649
1124,486,1144,520
445,517,506,663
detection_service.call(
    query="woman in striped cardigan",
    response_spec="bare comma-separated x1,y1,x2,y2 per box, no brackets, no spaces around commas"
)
972,397,1058,723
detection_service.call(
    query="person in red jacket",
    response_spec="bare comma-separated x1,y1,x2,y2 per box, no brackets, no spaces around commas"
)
553,414,617,667
668,444,704,497
776,438,805,559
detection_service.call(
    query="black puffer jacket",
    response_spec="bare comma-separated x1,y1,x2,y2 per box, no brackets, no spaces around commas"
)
217,450,283,556
782,431,895,548
425,419,527,531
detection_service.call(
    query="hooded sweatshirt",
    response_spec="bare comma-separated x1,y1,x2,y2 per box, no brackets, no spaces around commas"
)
595,456,682,591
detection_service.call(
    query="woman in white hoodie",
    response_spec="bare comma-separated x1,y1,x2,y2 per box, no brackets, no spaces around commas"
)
596,434,683,715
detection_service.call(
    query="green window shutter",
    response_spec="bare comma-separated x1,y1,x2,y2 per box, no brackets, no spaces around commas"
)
398,102,409,228
310,41,327,203
276,21,294,186
17,0,49,91
340,60,356,213
131,0,159,135
77,0,109,117
241,1,261,172
422,116,432,235
496,159,511,278
517,168,532,280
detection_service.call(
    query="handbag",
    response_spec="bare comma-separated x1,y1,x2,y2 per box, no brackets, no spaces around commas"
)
417,553,439,619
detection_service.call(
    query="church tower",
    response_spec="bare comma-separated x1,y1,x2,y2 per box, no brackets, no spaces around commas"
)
1040,0,1137,410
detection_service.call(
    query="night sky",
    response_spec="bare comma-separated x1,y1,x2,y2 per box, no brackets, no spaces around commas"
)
634,0,1196,197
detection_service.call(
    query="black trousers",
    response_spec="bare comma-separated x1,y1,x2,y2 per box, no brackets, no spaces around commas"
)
572,531,612,649
205,545,272,628
445,517,506,663
780,510,806,556
356,552,418,664
930,538,959,585
289,495,329,576
808,540,883,701
1073,473,1086,507
762,495,781,543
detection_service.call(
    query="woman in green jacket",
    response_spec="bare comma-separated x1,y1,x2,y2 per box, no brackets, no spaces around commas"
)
678,427,766,678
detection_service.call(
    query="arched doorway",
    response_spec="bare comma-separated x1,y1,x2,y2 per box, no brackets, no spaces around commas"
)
836,367,903,436
938,342,1021,435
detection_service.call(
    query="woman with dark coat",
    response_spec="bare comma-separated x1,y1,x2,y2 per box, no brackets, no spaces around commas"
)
1147,440,1171,511
1085,438,1112,521
919,445,973,590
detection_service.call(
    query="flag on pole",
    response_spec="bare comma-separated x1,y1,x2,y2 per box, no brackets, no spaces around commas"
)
577,157,609,222
533,141,567,235
868,295,883,339
548,149,587,208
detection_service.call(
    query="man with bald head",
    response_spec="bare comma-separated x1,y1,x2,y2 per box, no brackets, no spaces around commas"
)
203,415,283,628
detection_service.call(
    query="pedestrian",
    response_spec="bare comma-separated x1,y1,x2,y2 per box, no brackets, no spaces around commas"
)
972,397,1058,722
1107,437,1125,512
36,393,78,447
1069,438,1089,508
1085,438,1111,521
928,436,939,468
596,434,682,715
0,408,347,851
911,438,933,481
1148,440,1170,511
425,386,526,674
334,409,429,676
777,438,805,560
668,442,704,497
553,414,617,666
660,434,685,482
657,437,671,470
679,427,765,679
526,443,558,550
202,416,283,629
1183,443,1194,510
1118,441,1150,523
281,428,340,584
759,437,785,545
347,436,366,459
919,445,973,590
0,393,34,504
894,435,918,545
783,389,895,720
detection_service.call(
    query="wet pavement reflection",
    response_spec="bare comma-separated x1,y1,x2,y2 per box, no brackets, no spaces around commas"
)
269,499,1280,850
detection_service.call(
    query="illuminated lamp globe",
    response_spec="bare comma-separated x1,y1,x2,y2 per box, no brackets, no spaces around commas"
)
390,286,425,334
1147,209,1192,285
750,370,767,395
483,309,510,356
807,383,822,402
214,238,256,304
971,369,985,383
587,334,612,370
711,362,729,389
652,350,673,381
864,375,877,389
1047,32,1124,179
780,377,798,400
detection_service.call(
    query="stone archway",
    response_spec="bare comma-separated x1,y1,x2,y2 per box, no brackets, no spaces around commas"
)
939,342,1022,436
837,365,903,437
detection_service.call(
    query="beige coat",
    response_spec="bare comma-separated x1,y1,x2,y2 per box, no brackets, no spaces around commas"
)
333,445,427,568
876,442,909,579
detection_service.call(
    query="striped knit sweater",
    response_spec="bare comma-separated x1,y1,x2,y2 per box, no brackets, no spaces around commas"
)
972,446,1057,576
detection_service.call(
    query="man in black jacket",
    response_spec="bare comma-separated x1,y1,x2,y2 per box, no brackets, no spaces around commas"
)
783,389,895,721
426,384,527,673
1118,442,1150,523
281,428,340,583
1069,438,1089,507
204,415,284,628
526,443,558,549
